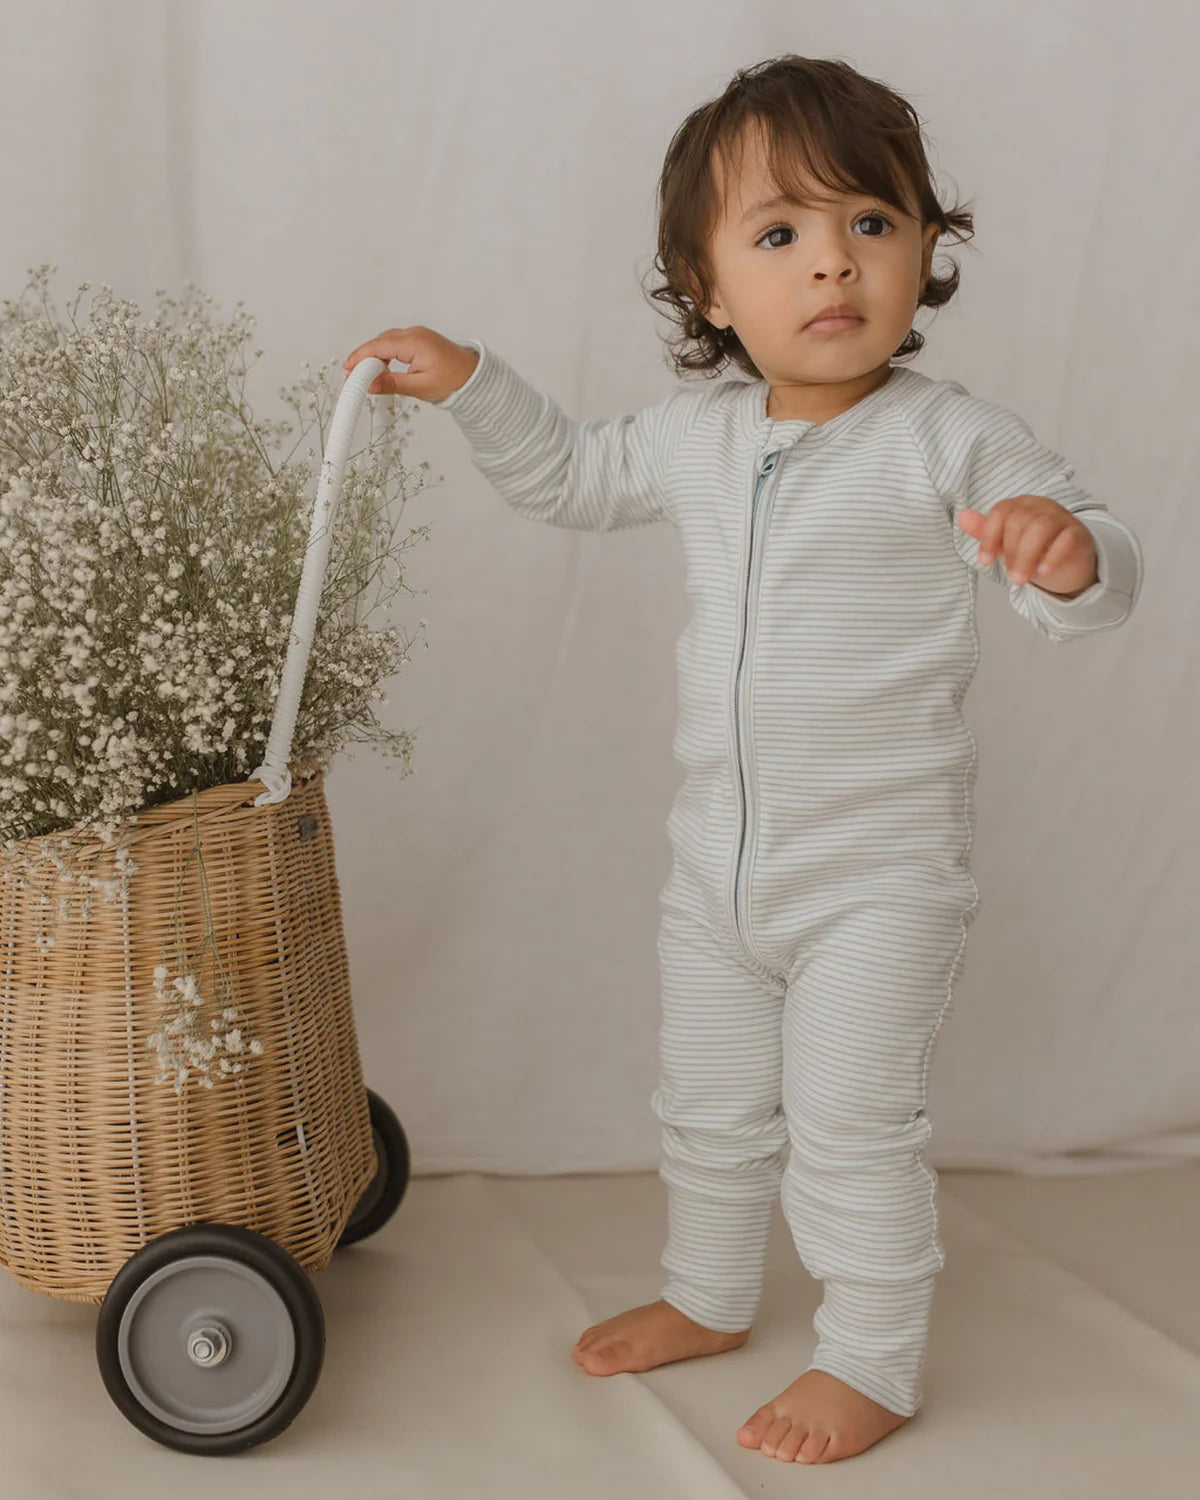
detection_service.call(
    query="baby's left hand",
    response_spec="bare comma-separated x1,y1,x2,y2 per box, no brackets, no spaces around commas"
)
957,496,1098,594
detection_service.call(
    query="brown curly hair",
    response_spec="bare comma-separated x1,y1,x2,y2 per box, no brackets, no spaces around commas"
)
642,55,976,381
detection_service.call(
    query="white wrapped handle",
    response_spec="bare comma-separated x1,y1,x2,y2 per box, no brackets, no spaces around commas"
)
247,355,388,806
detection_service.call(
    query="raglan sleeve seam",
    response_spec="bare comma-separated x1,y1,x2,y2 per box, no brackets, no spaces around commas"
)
898,392,1144,640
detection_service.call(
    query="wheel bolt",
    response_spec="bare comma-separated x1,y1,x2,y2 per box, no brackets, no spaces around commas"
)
187,1323,231,1367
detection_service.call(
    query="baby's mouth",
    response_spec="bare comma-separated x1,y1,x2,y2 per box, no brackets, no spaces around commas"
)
805,315,865,334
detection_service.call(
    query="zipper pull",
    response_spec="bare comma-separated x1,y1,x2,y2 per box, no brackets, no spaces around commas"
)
758,449,781,476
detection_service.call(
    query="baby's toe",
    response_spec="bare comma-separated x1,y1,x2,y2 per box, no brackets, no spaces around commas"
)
797,1426,832,1464
736,1408,773,1448
776,1424,808,1462
577,1339,623,1374
760,1415,792,1457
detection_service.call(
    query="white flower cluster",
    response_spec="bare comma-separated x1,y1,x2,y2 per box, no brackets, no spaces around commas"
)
0,266,439,1091
147,962,265,1095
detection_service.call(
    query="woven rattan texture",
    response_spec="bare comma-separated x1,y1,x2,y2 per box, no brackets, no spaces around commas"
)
0,768,376,1303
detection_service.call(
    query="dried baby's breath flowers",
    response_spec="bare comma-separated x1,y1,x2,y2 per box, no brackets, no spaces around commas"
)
145,791,267,1095
0,265,439,1089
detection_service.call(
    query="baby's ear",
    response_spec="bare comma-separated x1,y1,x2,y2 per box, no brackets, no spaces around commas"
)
679,265,710,317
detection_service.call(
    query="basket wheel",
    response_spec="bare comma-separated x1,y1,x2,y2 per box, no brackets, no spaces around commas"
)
337,1087,410,1248
95,1222,324,1456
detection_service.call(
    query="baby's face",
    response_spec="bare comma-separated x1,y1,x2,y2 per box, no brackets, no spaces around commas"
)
701,125,939,401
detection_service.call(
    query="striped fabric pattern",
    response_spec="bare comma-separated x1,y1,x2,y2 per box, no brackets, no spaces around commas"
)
435,341,1143,1415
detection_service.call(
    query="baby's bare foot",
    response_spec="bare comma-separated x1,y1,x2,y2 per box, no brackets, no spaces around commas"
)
736,1369,910,1464
572,1299,749,1375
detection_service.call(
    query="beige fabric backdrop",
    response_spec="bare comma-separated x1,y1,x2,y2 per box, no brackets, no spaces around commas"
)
2,0,1195,1174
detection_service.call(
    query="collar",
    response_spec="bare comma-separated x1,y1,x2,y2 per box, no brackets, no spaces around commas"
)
737,363,918,447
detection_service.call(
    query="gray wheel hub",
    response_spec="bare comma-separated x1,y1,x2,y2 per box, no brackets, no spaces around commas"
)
117,1254,296,1435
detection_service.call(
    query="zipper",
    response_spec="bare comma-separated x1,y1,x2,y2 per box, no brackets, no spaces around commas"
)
731,446,787,952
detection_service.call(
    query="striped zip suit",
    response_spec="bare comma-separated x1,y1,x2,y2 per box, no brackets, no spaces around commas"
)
435,342,1143,1416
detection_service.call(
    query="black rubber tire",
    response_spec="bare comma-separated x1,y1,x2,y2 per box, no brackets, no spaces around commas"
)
95,1222,325,1455
336,1087,410,1247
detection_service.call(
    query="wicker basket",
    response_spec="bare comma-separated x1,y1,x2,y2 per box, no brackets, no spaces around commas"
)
0,354,393,1306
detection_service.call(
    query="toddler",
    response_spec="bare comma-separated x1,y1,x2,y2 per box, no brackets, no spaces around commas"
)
344,54,1143,1465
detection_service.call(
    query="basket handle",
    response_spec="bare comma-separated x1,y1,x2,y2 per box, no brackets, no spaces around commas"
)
247,356,388,807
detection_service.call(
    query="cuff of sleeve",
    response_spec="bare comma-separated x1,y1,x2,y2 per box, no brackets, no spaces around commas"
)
430,338,487,410
429,338,545,448
1026,513,1141,631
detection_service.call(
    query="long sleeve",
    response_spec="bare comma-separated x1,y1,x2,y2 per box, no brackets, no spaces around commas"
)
431,339,688,533
920,392,1144,643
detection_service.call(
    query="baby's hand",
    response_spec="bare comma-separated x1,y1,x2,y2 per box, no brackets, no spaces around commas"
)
342,326,479,403
957,496,1098,593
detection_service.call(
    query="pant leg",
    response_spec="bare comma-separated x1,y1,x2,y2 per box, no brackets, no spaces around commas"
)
650,886,789,1333
780,897,971,1416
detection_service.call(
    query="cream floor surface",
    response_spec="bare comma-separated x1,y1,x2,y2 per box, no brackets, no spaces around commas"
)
2,1164,1199,1498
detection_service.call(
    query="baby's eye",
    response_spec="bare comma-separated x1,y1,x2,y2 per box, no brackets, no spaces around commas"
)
756,211,893,249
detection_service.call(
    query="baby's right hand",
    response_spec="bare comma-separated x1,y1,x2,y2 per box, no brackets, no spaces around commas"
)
342,326,479,402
